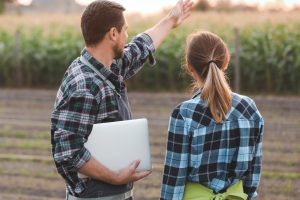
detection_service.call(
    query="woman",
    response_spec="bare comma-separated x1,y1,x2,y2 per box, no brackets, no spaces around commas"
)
160,31,263,200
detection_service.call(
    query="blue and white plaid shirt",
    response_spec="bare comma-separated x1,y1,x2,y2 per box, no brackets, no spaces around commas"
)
160,87,264,200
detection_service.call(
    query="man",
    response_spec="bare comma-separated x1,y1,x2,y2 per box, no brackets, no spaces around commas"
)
51,0,194,199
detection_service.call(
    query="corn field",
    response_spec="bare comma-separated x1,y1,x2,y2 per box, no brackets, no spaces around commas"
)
0,12,300,94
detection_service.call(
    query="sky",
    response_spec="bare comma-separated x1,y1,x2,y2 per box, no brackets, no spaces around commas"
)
17,0,300,13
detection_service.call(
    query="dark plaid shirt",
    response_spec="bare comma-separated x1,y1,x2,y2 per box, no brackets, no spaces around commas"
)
160,87,264,200
50,33,155,197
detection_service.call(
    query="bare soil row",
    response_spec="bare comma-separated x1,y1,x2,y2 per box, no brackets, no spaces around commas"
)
0,89,300,199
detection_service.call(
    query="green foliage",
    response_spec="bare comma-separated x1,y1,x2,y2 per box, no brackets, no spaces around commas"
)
0,22,300,95
0,26,84,88
237,23,300,94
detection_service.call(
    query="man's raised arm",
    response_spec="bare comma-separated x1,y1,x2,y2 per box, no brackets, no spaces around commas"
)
117,0,194,80
145,0,194,49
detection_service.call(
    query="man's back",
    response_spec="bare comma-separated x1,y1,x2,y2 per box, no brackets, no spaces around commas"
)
51,33,156,197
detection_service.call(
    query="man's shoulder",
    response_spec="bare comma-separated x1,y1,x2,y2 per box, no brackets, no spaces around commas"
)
57,58,106,104
69,58,105,90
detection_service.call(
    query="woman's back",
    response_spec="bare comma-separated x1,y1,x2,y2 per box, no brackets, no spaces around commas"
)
160,88,263,199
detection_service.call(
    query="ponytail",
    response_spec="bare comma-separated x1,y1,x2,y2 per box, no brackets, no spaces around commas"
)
185,30,232,123
201,60,231,123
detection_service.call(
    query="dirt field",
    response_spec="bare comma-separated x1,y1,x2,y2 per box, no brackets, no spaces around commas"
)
0,89,299,200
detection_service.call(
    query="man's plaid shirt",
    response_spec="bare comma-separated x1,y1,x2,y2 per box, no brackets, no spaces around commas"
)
160,87,264,200
50,33,155,197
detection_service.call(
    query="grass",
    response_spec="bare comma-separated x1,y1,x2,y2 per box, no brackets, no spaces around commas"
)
0,125,11,137
0,154,17,162
0,127,50,140
32,131,50,140
282,131,287,136
0,154,53,164
0,168,61,178
162,129,168,135
279,181,293,194
262,171,300,179
11,130,27,138
285,160,298,167
269,181,293,194
0,141,50,150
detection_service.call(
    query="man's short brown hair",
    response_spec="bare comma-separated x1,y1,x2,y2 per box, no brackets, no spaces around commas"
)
81,0,126,47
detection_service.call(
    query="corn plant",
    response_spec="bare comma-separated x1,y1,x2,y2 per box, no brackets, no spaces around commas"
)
0,22,299,94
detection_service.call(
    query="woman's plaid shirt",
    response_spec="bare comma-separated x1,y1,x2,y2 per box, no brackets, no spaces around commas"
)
50,33,155,197
160,88,264,200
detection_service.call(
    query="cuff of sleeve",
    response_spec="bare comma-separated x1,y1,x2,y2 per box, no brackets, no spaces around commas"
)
137,32,156,66
247,191,258,200
71,146,91,172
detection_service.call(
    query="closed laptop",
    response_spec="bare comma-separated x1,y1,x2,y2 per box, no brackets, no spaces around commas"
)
78,118,152,178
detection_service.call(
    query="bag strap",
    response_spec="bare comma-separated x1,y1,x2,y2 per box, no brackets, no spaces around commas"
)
80,56,121,99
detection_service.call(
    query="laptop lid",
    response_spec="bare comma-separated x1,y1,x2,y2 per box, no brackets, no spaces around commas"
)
78,118,152,178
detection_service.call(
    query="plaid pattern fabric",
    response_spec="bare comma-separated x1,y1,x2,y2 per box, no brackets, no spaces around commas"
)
160,87,264,200
50,33,155,197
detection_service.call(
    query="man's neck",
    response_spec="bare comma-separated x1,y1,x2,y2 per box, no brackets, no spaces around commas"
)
85,44,114,70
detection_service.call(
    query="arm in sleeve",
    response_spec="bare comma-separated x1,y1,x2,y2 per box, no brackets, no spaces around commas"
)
52,90,99,172
160,107,190,200
244,118,264,199
117,33,156,80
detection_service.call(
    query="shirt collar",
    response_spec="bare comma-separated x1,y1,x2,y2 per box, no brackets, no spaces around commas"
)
192,87,204,99
80,48,122,89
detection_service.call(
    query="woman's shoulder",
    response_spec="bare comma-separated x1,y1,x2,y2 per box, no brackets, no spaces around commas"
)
230,92,262,121
170,97,216,128
170,92,263,127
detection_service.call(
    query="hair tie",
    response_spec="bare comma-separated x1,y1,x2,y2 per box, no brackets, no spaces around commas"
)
208,60,215,65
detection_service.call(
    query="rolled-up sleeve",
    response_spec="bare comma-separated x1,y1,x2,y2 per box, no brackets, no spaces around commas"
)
160,107,190,200
118,32,156,80
52,89,99,172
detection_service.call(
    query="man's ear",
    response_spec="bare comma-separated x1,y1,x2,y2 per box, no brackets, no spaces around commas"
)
108,27,117,41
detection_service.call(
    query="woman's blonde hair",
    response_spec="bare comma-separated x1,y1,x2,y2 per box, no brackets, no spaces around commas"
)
184,30,231,123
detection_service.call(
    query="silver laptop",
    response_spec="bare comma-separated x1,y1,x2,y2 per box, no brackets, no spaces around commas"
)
78,118,152,179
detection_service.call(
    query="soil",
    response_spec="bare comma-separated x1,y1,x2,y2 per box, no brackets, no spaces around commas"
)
0,89,300,199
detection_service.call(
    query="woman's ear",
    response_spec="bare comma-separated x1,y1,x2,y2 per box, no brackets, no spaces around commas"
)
221,55,229,70
186,59,193,73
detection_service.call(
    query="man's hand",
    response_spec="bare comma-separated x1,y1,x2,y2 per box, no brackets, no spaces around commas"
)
169,0,195,29
114,159,154,185
144,0,194,49
77,156,153,185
